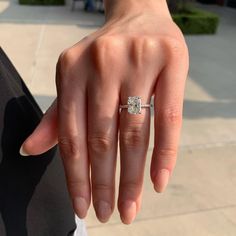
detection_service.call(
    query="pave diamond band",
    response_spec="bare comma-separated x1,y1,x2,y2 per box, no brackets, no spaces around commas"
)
119,96,153,114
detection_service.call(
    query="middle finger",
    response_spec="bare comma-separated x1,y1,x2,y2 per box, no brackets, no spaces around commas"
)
87,77,120,223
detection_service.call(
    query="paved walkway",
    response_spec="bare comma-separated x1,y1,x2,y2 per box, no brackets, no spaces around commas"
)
0,1,236,235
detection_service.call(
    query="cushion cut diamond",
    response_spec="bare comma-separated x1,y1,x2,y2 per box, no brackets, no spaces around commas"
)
128,96,141,114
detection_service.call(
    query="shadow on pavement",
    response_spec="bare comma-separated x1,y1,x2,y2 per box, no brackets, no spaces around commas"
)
0,0,104,27
183,100,236,119
185,5,236,101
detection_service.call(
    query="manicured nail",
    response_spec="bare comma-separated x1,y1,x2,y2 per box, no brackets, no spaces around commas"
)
95,201,112,223
120,200,136,224
73,197,88,219
154,169,170,193
19,145,30,157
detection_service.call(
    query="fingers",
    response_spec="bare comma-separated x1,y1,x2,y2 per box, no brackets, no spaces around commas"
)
116,36,161,224
56,52,90,219
118,89,152,224
151,42,189,193
20,99,58,156
87,78,120,223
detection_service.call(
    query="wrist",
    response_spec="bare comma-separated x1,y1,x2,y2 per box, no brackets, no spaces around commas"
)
104,0,171,23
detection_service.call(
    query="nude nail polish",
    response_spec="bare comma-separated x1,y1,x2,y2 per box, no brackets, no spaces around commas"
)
73,197,88,219
120,200,136,224
154,169,170,193
95,201,112,223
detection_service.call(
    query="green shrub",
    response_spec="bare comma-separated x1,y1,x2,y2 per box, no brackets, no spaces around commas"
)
168,0,193,14
172,8,219,34
19,0,64,5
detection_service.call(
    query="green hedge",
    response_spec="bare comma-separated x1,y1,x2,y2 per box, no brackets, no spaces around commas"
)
19,0,64,5
172,8,219,34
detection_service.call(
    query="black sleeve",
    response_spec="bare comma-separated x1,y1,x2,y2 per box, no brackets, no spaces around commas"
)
0,47,77,236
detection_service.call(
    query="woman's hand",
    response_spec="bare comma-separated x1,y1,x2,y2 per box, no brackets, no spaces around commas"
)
20,0,189,224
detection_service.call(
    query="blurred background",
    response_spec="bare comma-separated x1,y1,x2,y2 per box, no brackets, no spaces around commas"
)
0,0,236,235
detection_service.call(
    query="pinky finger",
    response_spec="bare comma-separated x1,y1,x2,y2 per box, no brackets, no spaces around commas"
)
151,47,188,193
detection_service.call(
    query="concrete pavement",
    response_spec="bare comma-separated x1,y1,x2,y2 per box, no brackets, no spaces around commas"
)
0,1,236,235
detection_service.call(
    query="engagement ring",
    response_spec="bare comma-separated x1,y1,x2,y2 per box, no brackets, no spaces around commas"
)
119,96,153,114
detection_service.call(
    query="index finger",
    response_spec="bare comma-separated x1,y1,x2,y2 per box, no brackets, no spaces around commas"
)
56,51,91,218
151,40,189,193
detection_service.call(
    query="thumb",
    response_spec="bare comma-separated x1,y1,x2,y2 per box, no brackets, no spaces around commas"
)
19,99,58,156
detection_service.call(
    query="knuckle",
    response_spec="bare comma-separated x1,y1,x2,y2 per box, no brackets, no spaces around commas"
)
91,36,122,74
159,107,182,125
130,36,157,65
163,36,187,58
88,135,113,153
93,183,113,192
120,125,147,148
93,36,111,51
68,179,87,188
58,136,80,159
58,49,75,70
130,35,160,69
120,181,142,195
155,147,178,167
156,147,177,158
56,49,76,84
67,179,88,196
93,35,122,52
142,37,159,57
133,36,157,52
143,36,157,48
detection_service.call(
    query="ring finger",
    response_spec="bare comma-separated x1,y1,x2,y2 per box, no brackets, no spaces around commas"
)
118,79,154,224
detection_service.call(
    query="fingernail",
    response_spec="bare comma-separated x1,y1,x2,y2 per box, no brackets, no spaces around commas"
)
120,200,136,224
95,201,112,223
19,145,30,157
154,169,170,193
73,197,88,219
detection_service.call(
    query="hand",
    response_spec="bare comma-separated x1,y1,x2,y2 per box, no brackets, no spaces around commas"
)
20,0,189,224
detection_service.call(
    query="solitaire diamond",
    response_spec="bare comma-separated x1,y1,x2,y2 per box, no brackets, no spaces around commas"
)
128,96,141,114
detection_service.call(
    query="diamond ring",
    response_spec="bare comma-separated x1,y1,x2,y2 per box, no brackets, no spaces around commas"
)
119,96,153,114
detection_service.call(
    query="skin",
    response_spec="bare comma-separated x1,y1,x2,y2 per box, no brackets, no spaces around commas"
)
20,0,189,224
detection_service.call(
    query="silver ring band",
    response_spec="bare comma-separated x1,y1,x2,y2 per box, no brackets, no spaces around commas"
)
119,104,152,109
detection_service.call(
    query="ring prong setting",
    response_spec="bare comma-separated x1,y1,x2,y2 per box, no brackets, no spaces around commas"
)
127,96,142,114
